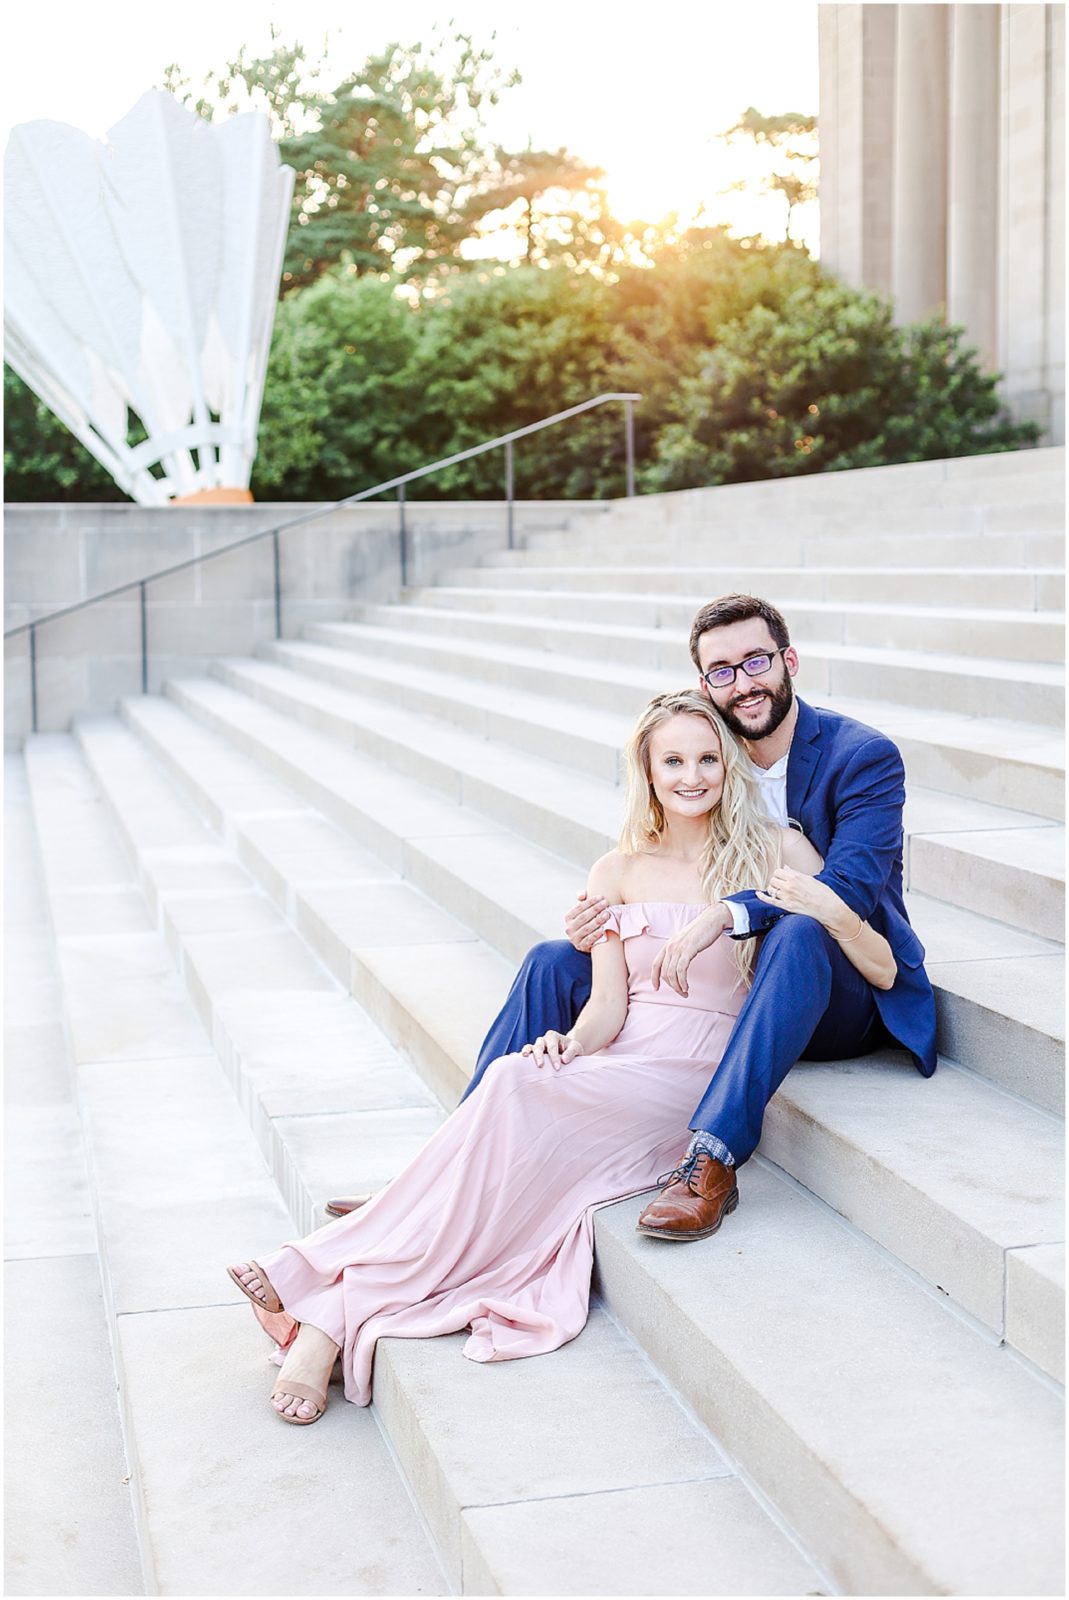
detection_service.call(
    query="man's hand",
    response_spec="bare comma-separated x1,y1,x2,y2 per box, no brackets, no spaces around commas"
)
522,1031,584,1070
756,866,856,935
565,891,609,953
650,905,732,997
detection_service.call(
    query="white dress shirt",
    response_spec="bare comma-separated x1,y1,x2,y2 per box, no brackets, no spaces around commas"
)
724,751,791,935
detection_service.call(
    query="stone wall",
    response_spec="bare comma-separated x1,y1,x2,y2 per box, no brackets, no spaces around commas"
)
4,498,596,742
819,4,1065,443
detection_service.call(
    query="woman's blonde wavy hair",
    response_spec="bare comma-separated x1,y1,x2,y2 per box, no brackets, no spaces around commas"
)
618,690,780,982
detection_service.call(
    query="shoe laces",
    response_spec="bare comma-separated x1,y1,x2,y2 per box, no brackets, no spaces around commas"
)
655,1149,714,1191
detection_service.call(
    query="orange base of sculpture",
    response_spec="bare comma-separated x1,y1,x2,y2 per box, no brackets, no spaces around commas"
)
170,487,254,505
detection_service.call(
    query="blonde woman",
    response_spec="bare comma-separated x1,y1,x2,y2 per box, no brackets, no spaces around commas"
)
228,691,894,1424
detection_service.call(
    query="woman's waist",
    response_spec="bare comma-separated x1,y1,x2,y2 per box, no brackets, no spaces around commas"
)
623,994,744,1020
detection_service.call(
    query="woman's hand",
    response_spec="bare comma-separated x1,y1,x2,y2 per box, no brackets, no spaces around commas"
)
522,1031,584,1070
650,905,732,997
756,866,857,936
564,892,609,953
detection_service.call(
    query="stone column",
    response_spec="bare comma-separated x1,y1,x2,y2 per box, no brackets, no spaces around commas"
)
947,6,1000,368
818,5,896,293
891,4,950,323
997,4,1061,437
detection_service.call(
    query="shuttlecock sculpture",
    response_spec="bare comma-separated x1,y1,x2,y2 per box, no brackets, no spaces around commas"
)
4,90,295,504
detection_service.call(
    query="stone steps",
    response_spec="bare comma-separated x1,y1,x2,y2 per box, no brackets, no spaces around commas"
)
166,659,1064,1115
487,531,1066,569
397,586,1065,661
307,613,1065,729
3,754,146,1597
19,734,452,1598
212,648,1065,949
45,720,831,1598
12,445,1065,1594
81,694,1069,1596
262,629,1065,822
111,684,1065,1341
426,565,1066,610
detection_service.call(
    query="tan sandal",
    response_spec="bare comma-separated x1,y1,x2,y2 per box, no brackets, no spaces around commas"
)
226,1260,283,1314
270,1378,328,1426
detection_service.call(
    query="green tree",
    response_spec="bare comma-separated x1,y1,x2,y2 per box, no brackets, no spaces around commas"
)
250,269,426,500
648,281,1041,490
605,232,824,484
3,365,128,501
166,31,520,291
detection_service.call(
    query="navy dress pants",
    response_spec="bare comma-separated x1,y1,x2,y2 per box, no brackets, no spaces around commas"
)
462,920,883,1164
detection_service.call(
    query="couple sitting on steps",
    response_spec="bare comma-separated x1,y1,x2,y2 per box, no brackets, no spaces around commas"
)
228,591,937,1424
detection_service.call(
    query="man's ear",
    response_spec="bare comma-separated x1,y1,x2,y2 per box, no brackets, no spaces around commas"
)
785,646,800,677
697,674,711,699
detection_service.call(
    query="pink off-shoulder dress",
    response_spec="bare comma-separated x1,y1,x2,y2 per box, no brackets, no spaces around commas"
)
248,903,746,1405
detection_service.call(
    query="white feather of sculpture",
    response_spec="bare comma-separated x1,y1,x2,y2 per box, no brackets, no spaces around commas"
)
4,90,295,503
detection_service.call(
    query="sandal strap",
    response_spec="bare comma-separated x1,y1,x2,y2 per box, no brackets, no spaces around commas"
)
271,1379,326,1413
248,1260,283,1314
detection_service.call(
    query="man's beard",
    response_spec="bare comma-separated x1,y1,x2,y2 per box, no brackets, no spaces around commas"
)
717,670,795,742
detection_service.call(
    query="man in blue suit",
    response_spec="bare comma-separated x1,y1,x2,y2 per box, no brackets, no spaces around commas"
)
458,592,937,1241
327,593,936,1232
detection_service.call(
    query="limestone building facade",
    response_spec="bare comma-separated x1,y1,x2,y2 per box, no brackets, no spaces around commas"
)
819,4,1065,443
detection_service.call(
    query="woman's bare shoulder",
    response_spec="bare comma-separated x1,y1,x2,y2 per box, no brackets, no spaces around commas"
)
587,849,628,901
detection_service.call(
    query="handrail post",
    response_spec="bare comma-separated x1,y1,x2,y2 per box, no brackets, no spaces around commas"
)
505,439,514,549
624,396,636,498
29,623,38,734
272,529,282,638
139,581,148,694
398,483,408,588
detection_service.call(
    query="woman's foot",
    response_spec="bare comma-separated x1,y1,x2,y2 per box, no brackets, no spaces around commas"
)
272,1323,339,1423
227,1260,282,1313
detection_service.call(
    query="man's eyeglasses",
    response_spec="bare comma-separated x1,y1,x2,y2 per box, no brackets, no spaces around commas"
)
701,648,787,690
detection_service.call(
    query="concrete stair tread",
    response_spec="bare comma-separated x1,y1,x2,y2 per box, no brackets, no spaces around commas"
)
281,634,1065,771
270,635,637,757
308,614,1064,730
22,736,450,1597
211,651,1066,945
66,711,1065,1594
97,698,1064,1345
240,647,1058,847
208,656,623,842
325,609,1068,684
400,587,1066,627
52,725,830,1598
432,564,1066,616
273,632,1065,823
121,675,1064,1113
592,1165,1064,1598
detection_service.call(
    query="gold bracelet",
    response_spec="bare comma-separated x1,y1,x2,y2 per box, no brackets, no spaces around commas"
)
834,915,865,944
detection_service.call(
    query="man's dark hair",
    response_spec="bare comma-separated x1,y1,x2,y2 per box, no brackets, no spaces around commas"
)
688,594,791,670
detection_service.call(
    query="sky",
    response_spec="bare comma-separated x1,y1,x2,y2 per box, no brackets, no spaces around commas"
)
0,0,821,251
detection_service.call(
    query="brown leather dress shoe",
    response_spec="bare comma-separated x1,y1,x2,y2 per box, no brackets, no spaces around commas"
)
324,1193,373,1218
635,1150,739,1241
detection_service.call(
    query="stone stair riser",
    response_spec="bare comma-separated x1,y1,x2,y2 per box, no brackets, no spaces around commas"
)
224,651,1065,948
485,532,1065,569
435,566,1066,612
64,723,831,1600
113,691,1064,1349
308,621,1065,729
260,640,624,785
388,593,1064,664
266,638,1063,825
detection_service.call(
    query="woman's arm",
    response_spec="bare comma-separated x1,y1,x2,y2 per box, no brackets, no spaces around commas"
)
761,830,898,991
525,852,630,1067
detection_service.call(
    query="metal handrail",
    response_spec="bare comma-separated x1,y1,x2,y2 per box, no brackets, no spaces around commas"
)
6,392,640,732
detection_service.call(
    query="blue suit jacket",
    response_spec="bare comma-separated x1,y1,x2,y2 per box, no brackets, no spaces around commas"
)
725,697,937,1075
